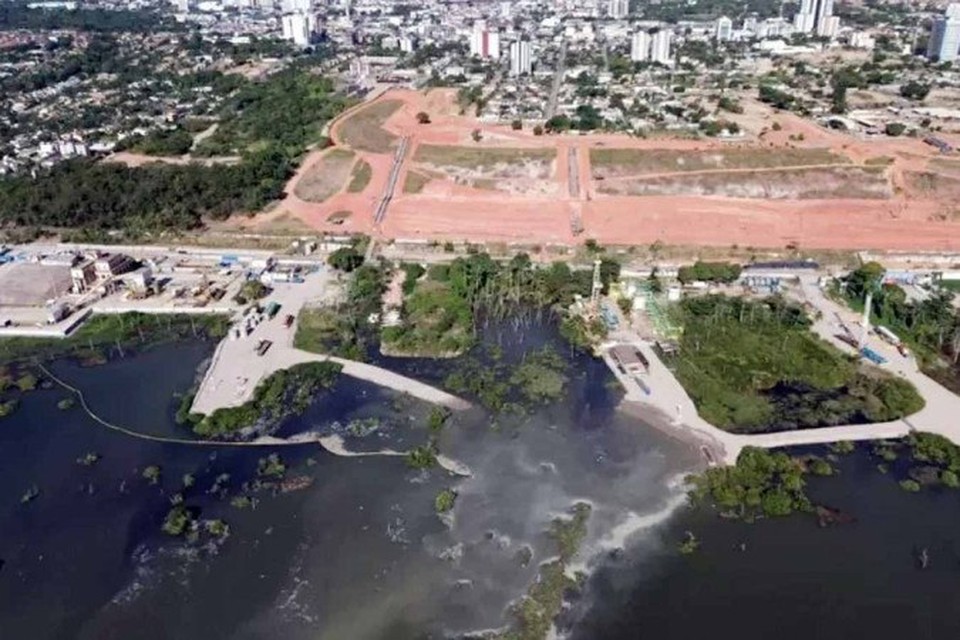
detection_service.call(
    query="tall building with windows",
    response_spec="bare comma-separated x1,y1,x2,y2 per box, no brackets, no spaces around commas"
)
928,10,960,61
650,29,672,65
715,16,732,41
630,30,650,62
281,13,313,46
509,40,532,76
469,22,501,59
607,0,628,19
793,0,838,37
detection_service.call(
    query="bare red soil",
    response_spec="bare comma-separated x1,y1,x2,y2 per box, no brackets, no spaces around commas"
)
236,88,960,251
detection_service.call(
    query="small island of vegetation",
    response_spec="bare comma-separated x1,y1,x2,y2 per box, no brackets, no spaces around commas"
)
186,361,342,438
666,294,924,432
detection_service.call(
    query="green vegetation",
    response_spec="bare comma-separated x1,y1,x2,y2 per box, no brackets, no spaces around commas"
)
257,453,286,478
57,398,75,410
204,519,230,538
336,100,401,153
230,495,253,509
1,68,346,233
294,264,387,360
195,67,347,157
500,503,591,640
347,160,372,193
838,262,960,393
0,399,18,418
677,261,742,284
234,280,269,305
688,447,811,519
678,531,700,554
142,465,162,485
400,262,426,295
899,479,921,492
182,473,196,490
327,246,365,273
293,149,356,203
0,312,229,367
406,441,439,470
162,505,194,536
591,146,844,175
885,122,907,137
130,128,194,156
434,488,457,513
403,171,431,194
509,348,569,404
414,145,555,170
15,372,38,391
384,253,617,359
669,295,924,432
900,81,931,101
427,406,451,433
381,276,474,357
192,362,341,438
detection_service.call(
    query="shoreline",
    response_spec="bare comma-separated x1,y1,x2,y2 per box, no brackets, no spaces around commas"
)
617,400,717,469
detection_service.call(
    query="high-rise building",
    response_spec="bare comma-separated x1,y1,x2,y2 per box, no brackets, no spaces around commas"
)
509,40,532,76
282,0,310,12
175,0,192,12
607,0,628,19
630,30,650,62
928,14,960,61
469,22,501,59
948,2,960,18
281,13,312,46
793,0,838,37
715,16,733,41
650,29,672,65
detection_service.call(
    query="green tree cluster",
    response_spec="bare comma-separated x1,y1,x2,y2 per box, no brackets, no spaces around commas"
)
688,447,811,519
193,362,341,437
671,295,924,431
677,261,742,284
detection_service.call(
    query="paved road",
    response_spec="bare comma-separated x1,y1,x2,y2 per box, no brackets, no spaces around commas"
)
191,270,470,416
374,136,409,226
545,39,567,120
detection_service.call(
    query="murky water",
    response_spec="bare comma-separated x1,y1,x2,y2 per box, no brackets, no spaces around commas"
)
0,324,698,639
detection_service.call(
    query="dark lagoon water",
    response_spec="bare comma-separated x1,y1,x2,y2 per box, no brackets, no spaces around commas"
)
4,330,960,640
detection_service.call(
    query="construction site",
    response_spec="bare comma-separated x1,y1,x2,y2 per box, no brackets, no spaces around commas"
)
222,87,960,254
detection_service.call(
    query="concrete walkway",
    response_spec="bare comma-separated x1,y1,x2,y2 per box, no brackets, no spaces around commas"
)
191,270,470,416
604,279,960,464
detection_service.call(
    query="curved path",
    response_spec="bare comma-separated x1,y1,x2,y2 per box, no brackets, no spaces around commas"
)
190,272,469,416
605,285,960,466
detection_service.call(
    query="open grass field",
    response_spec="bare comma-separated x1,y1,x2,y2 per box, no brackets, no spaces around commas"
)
414,145,555,173
598,165,890,200
347,160,372,193
293,148,356,203
336,100,401,153
403,171,431,194
591,147,849,177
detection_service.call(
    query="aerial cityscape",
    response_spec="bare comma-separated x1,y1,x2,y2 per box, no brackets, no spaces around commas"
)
4,0,960,638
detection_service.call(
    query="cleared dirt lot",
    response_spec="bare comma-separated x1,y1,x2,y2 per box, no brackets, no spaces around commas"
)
0,263,72,306
412,145,557,195
335,100,402,153
293,148,356,203
591,147,848,177
599,165,892,200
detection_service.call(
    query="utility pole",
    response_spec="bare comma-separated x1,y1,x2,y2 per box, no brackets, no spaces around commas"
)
590,259,602,310
858,289,874,350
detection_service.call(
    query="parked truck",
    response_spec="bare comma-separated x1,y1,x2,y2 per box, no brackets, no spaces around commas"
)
266,301,281,320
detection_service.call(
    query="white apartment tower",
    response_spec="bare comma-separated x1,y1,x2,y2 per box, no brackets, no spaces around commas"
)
469,22,501,59
715,15,733,41
928,8,960,61
650,29,672,65
630,30,650,62
793,0,839,38
281,13,312,46
607,0,629,19
509,40,532,76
